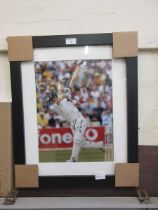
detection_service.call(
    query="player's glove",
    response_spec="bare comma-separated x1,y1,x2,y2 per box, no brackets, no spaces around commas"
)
64,87,72,100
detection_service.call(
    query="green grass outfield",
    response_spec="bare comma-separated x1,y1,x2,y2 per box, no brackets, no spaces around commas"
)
39,146,113,162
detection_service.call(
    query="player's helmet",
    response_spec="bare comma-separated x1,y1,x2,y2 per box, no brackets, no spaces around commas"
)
64,87,71,100
64,87,71,94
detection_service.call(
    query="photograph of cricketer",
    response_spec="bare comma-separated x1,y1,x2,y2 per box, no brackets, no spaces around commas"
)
35,59,113,162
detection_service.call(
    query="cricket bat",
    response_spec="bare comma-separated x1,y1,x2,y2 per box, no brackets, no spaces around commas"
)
69,65,80,88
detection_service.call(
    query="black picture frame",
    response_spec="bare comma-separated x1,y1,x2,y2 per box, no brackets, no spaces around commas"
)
10,33,138,196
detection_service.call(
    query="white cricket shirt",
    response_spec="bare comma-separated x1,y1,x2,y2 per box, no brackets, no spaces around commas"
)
53,98,83,123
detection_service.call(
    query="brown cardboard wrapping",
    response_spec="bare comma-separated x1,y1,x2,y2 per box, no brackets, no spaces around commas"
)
7,36,33,61
113,31,138,58
115,163,139,187
0,103,13,197
15,165,39,188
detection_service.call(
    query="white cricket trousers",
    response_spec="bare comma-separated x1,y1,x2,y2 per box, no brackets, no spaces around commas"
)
70,116,87,161
70,117,104,161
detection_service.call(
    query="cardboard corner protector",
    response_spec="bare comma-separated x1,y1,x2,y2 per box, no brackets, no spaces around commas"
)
7,36,33,61
115,163,139,187
112,31,138,58
15,165,39,188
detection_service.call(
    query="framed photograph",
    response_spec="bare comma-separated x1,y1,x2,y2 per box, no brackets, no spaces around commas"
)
10,34,138,193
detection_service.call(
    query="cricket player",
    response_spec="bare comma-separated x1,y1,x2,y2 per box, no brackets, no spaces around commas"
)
48,88,104,162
